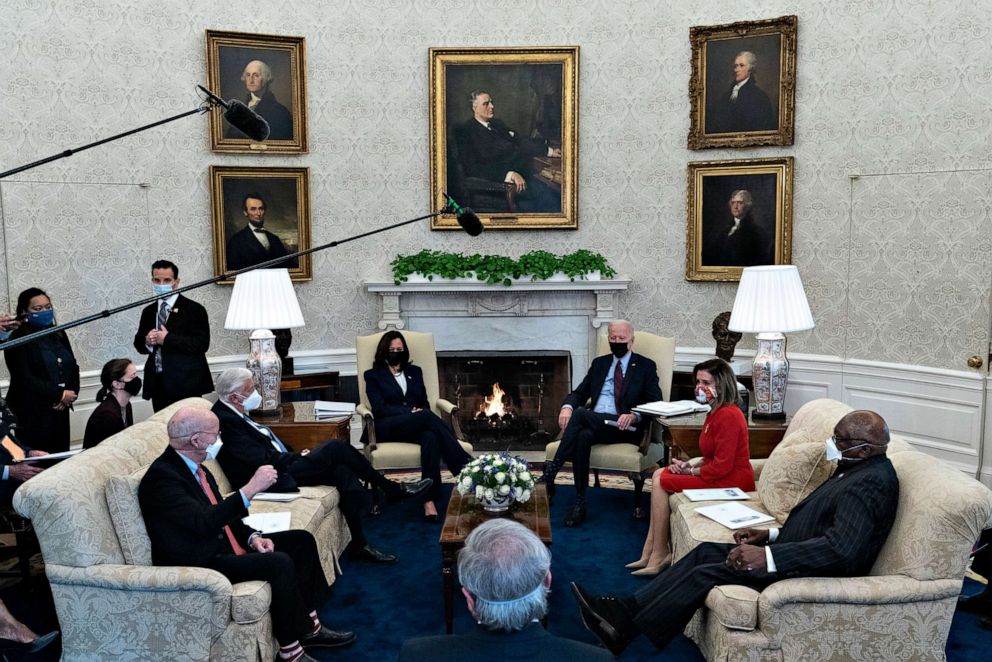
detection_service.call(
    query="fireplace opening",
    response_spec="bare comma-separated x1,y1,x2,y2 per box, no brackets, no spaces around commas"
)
438,351,571,451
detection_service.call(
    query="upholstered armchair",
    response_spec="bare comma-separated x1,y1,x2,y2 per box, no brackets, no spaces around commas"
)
545,330,675,517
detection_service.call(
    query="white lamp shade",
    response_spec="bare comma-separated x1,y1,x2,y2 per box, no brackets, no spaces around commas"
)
224,269,305,330
728,265,814,334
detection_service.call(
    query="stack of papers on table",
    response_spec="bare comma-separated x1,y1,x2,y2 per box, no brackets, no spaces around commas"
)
633,400,710,417
313,400,356,417
695,502,775,529
682,487,750,502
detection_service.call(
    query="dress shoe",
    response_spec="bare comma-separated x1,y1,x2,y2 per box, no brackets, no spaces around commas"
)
625,558,649,569
349,544,398,564
957,590,991,613
424,513,439,523
385,478,433,504
0,630,59,654
630,554,672,577
301,625,357,649
571,582,636,656
564,500,586,527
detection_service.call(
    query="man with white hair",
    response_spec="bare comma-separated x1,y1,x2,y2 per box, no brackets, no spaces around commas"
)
211,368,431,564
707,50,776,134
225,58,294,140
399,519,611,661
542,320,662,527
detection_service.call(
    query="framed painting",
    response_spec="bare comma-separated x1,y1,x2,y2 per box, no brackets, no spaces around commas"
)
685,157,794,282
205,30,308,153
429,46,579,230
688,15,797,149
209,166,311,283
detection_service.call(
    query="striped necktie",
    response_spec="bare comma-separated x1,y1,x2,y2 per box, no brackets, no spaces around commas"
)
154,301,168,373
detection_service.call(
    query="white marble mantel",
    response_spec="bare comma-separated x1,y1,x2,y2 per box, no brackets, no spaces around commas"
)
364,278,632,386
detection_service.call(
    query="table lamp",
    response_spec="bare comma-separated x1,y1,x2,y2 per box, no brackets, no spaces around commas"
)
224,269,305,415
728,265,814,420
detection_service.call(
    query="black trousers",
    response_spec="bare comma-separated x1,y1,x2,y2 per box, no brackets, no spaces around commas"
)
552,408,637,495
632,542,774,650
375,410,471,502
207,529,329,645
973,528,992,580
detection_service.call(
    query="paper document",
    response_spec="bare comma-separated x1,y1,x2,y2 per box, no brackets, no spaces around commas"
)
13,449,81,463
253,492,301,502
313,400,356,415
243,511,292,533
695,502,775,529
683,487,751,502
605,419,637,432
633,400,710,417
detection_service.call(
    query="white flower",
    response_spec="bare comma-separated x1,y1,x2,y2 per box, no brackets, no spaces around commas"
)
495,472,506,484
511,486,522,499
456,483,469,495
475,485,484,499
518,471,531,482
484,488,495,500
498,484,511,495
520,489,531,502
460,476,474,489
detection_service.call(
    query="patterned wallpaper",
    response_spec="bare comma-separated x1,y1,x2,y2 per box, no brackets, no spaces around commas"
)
1,0,990,378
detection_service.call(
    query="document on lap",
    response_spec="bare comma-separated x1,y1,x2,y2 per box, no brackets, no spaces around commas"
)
13,449,82,466
634,400,711,417
242,511,292,533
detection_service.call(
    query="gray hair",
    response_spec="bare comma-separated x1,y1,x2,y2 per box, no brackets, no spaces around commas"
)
729,190,753,208
241,59,273,88
458,519,550,631
469,89,491,105
736,51,757,70
215,367,253,401
167,408,216,449
608,319,634,336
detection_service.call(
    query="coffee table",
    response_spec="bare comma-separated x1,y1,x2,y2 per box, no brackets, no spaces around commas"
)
439,483,551,633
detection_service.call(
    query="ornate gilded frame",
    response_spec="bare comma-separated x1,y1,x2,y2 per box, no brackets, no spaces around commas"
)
205,30,308,153
209,166,312,283
685,157,794,282
429,46,579,230
688,15,797,149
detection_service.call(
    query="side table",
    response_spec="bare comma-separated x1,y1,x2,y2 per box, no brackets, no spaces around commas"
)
659,409,790,462
250,401,352,452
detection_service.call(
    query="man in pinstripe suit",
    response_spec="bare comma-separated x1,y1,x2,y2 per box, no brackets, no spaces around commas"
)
571,410,899,655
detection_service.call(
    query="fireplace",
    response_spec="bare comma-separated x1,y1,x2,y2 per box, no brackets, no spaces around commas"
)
437,351,571,451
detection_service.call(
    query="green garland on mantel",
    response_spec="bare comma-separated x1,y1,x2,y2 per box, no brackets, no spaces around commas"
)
391,249,617,286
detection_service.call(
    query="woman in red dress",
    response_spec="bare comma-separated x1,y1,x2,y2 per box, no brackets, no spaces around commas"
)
626,358,755,575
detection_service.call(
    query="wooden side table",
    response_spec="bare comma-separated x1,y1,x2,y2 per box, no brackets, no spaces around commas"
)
659,409,790,462
250,401,352,452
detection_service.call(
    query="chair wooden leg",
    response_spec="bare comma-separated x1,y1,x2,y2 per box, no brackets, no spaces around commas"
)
630,472,646,519
593,469,601,489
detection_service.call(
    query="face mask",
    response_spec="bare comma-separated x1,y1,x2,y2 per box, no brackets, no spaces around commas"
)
695,386,715,404
609,341,629,358
27,309,55,327
204,438,223,461
386,352,404,367
153,283,174,296
825,436,870,462
242,390,262,411
121,376,142,396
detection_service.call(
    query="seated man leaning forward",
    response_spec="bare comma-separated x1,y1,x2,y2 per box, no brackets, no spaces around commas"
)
399,519,612,662
212,368,431,564
138,408,355,661
570,410,899,656
542,320,662,527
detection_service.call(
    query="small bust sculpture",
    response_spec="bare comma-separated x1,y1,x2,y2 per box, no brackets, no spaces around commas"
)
712,311,742,362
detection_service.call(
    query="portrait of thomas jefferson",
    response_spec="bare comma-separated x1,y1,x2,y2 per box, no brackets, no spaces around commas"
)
700,175,777,268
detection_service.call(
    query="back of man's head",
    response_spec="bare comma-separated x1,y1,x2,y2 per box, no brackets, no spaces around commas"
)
458,519,550,631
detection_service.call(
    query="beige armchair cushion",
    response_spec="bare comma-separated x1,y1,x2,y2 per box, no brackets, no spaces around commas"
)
757,441,835,523
105,471,152,566
705,584,760,631
544,439,663,474
231,581,272,624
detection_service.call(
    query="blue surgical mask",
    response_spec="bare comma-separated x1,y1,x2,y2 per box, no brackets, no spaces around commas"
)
27,309,55,327
153,283,174,296
205,438,223,461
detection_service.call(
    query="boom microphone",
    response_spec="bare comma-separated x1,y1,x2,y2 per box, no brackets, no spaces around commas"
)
196,85,270,142
443,193,484,236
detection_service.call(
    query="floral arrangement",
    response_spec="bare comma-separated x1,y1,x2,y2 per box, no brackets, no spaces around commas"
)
456,452,536,505
391,249,616,286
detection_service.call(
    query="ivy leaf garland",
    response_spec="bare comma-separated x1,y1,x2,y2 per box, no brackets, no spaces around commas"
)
391,249,616,286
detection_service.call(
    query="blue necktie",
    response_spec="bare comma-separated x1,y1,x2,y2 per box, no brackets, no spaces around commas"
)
245,413,288,453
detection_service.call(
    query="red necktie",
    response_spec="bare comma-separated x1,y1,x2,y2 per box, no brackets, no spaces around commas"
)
196,467,247,556
613,361,625,414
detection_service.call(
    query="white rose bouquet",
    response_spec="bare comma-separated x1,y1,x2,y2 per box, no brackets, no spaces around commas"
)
456,452,536,505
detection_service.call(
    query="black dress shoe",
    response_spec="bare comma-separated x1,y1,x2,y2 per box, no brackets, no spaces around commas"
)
349,544,398,564
301,625,357,649
0,630,59,654
957,590,991,613
385,478,433,503
564,500,586,527
571,582,635,656
424,513,439,523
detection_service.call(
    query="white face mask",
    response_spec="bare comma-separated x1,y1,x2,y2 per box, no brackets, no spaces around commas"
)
205,438,223,461
242,390,262,412
825,436,870,462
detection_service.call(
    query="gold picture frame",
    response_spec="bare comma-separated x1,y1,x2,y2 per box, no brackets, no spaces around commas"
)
429,46,579,230
209,166,312,283
205,30,308,153
685,157,794,282
688,15,797,150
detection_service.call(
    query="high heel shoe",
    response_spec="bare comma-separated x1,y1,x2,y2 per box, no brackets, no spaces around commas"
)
625,558,649,569
630,555,672,577
0,630,59,654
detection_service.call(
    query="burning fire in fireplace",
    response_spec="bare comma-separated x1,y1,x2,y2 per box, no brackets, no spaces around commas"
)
476,383,515,424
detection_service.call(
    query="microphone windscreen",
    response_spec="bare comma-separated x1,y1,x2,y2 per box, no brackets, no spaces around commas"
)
224,100,271,142
457,208,484,236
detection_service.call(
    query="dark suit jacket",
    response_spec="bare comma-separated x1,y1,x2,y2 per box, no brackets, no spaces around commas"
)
455,118,548,183
225,225,298,271
138,446,257,568
0,397,32,507
225,91,293,140
363,363,433,429
399,622,613,662
702,211,774,267
707,76,777,134
132,294,213,404
564,353,662,415
83,397,133,449
771,455,899,578
212,400,300,493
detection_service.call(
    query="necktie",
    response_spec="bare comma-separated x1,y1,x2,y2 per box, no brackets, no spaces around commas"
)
155,301,168,373
244,413,289,453
613,361,625,414
196,467,247,556
1,436,25,462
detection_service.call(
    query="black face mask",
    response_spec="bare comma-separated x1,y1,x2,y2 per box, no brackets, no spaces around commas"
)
122,377,142,396
609,342,629,358
386,352,405,367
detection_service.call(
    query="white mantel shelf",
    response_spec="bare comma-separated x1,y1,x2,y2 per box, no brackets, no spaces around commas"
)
365,277,631,294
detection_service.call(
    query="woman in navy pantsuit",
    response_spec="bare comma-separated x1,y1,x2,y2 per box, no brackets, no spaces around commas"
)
363,331,472,521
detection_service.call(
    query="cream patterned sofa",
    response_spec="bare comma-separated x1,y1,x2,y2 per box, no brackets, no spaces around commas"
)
13,397,351,662
668,398,992,661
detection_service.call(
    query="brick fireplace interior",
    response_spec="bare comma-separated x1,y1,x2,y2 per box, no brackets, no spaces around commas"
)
437,351,572,451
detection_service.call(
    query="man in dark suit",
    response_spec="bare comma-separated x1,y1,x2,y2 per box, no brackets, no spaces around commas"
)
702,189,774,267
571,410,900,655
542,320,663,527
224,59,294,141
211,368,431,564
225,193,298,272
958,527,992,629
133,260,214,412
0,395,48,509
455,89,561,213
399,519,612,662
139,407,355,660
706,50,777,134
